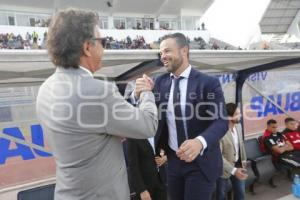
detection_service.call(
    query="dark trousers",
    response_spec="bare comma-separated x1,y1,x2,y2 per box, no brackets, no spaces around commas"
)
133,186,167,200
216,161,245,200
167,149,215,200
216,176,245,200
149,186,167,200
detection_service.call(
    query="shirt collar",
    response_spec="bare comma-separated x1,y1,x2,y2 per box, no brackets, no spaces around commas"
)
79,66,93,77
230,125,237,132
170,65,191,79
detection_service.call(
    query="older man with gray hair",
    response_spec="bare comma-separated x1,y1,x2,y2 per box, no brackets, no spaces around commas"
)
36,8,158,200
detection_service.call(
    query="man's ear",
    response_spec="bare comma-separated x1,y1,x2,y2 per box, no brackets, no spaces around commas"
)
82,41,92,57
182,46,189,57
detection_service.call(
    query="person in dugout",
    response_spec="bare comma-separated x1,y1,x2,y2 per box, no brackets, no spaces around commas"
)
264,119,300,168
281,117,300,150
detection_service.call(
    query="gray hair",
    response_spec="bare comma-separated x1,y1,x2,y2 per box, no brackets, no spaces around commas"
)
47,8,99,68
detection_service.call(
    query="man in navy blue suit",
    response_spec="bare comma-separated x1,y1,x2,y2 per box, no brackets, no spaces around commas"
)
134,33,228,200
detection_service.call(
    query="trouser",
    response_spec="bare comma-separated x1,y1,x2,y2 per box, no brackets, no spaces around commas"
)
167,149,215,200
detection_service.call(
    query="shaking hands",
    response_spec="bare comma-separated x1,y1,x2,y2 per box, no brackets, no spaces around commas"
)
134,74,154,99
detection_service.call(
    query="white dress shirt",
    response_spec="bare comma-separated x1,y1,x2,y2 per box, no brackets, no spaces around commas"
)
230,125,240,175
231,126,239,162
147,137,156,154
148,137,159,171
167,65,207,153
79,66,93,77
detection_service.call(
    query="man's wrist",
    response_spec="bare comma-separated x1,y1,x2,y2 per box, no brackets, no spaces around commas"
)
130,90,140,105
231,167,237,175
195,136,207,155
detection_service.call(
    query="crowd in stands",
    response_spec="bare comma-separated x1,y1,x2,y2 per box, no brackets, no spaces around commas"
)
0,31,242,50
115,22,172,30
103,35,151,49
0,31,47,49
0,32,152,50
33,19,51,27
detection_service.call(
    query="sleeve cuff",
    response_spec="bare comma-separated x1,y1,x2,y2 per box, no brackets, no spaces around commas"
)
130,90,139,105
231,167,237,175
196,136,207,156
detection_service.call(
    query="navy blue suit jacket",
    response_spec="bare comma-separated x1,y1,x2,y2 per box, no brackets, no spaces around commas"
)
154,67,228,182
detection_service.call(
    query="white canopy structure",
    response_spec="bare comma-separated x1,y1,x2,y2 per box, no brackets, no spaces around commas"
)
0,50,300,86
0,0,213,16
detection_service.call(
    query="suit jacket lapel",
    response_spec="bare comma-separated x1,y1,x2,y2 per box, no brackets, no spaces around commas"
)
236,124,243,161
160,75,172,104
155,75,172,147
154,133,159,154
227,130,236,154
185,68,197,138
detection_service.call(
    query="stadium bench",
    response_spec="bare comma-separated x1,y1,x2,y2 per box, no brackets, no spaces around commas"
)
244,138,277,194
17,184,55,200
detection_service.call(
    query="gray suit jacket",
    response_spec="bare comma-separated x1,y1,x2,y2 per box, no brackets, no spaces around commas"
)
220,124,247,178
36,67,158,200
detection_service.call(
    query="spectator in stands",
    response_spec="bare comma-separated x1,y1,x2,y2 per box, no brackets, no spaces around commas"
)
194,37,207,49
126,36,132,47
120,22,125,29
201,22,205,30
264,119,300,168
15,34,23,49
0,34,8,49
25,32,31,42
37,38,43,49
24,41,30,50
186,36,190,43
154,19,159,30
0,34,3,43
137,22,142,30
41,32,47,49
32,31,38,41
212,42,220,50
31,37,39,49
262,42,270,50
7,33,15,49
217,103,247,200
281,117,300,150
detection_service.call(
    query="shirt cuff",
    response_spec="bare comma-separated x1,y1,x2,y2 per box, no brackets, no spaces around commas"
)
231,167,237,176
130,90,139,105
195,136,207,155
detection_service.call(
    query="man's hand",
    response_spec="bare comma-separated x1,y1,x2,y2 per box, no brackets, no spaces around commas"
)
134,74,154,99
242,161,247,169
155,149,167,167
234,168,248,180
140,190,152,200
176,139,203,162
